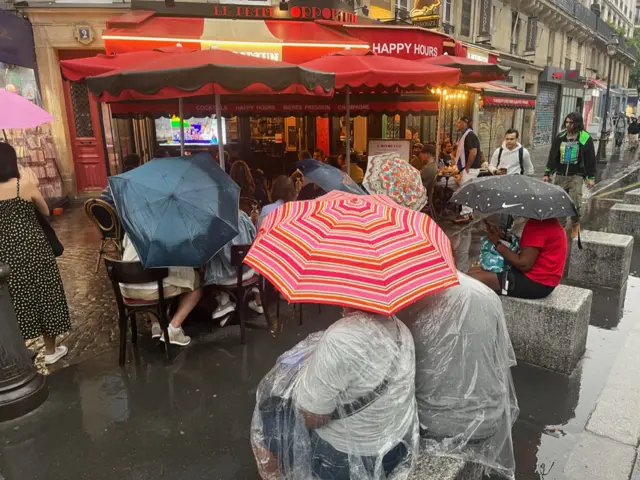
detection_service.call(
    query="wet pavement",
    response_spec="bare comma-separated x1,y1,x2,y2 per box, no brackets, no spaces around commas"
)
2,144,640,479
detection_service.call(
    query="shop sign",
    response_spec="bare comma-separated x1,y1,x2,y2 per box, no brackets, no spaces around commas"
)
467,49,489,63
110,100,439,117
478,0,491,38
410,0,441,30
371,42,438,57
525,17,537,54
368,139,412,159
131,0,358,23
541,66,566,84
483,96,536,109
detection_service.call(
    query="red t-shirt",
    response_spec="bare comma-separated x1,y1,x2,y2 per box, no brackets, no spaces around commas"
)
519,219,567,287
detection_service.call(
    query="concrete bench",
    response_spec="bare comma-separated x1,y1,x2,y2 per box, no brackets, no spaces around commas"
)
623,188,640,205
609,203,640,240
567,230,634,289
500,285,593,374
409,454,482,480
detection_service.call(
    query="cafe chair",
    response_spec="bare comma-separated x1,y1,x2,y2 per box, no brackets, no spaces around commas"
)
104,258,174,366
85,198,124,273
214,245,272,344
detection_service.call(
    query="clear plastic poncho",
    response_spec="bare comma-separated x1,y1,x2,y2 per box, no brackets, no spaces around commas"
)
395,272,519,479
251,313,420,480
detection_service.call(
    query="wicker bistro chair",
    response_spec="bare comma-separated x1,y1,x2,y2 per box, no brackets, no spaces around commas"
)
85,198,124,272
104,258,176,366
213,245,272,343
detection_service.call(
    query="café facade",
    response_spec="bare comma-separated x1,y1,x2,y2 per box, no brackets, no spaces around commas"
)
24,0,503,193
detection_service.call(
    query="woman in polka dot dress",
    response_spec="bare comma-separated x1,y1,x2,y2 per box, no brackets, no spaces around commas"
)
0,143,70,365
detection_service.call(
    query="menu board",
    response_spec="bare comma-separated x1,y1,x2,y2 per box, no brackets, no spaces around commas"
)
367,138,412,161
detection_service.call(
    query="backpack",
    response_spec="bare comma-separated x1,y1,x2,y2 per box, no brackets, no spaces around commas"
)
497,147,524,174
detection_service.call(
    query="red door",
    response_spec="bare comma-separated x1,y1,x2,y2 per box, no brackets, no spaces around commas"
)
60,50,108,192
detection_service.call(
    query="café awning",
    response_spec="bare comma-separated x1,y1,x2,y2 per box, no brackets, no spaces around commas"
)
467,82,536,110
102,12,369,61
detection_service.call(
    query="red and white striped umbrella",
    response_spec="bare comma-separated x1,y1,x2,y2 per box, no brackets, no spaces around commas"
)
244,191,458,315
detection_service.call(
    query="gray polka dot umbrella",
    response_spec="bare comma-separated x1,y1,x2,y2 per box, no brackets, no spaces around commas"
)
449,176,580,220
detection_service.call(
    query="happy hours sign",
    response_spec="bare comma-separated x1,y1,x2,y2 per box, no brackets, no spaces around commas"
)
371,42,439,58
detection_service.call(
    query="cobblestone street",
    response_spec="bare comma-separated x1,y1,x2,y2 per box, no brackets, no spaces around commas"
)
32,206,121,371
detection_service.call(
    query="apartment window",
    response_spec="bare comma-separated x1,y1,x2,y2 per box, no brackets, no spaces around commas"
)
577,43,583,65
576,62,582,75
442,0,454,25
548,30,555,65
565,57,571,70
511,11,521,55
590,47,597,70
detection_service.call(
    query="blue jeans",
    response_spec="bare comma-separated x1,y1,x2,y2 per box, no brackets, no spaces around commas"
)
260,398,408,479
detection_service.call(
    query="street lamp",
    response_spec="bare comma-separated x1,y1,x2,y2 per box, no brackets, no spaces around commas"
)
597,35,620,162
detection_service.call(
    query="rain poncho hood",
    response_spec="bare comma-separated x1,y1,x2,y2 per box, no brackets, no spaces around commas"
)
396,272,518,479
251,312,420,479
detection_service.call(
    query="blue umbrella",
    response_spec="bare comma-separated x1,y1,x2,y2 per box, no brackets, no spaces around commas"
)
109,153,239,268
296,159,366,195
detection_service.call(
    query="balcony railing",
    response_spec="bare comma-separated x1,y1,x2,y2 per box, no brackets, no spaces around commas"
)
549,0,637,59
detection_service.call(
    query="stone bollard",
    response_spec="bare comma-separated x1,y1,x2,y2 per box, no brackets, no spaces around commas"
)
609,203,640,240
623,188,640,205
568,230,634,289
0,262,48,422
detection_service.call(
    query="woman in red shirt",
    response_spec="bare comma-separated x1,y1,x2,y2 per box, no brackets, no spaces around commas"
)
470,218,568,299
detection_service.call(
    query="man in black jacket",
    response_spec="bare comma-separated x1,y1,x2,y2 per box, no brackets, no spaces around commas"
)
543,112,596,238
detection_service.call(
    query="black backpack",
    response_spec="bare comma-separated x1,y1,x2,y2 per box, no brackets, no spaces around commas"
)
497,147,524,174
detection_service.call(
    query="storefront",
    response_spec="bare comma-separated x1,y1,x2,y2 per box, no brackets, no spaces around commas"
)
534,68,585,147
467,82,536,156
0,10,65,206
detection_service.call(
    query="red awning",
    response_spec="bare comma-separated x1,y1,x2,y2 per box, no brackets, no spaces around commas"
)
109,97,439,118
417,55,508,83
301,52,460,92
466,82,536,110
60,46,194,81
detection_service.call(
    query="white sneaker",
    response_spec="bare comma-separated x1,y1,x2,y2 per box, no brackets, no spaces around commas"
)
212,300,236,320
44,345,68,365
248,300,264,315
160,326,191,347
151,323,162,340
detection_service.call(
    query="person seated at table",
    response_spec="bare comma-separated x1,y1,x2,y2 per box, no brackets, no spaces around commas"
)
469,218,567,299
313,148,325,162
440,139,454,166
258,175,297,229
251,309,418,480
206,210,264,326
119,235,202,346
230,160,257,200
100,153,141,206
252,168,271,207
342,152,364,184
396,272,517,477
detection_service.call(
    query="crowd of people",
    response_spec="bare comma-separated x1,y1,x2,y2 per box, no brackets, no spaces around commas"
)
0,108,595,480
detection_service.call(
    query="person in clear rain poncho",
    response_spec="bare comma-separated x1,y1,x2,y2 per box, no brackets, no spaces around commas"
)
396,272,519,479
251,310,420,480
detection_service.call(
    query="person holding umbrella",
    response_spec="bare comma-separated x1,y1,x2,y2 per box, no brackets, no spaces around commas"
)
450,176,573,299
248,191,459,480
543,112,596,239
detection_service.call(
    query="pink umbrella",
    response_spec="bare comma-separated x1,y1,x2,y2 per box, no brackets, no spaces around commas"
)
0,90,54,130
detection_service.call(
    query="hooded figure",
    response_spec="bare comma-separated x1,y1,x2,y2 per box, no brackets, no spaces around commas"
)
396,272,519,479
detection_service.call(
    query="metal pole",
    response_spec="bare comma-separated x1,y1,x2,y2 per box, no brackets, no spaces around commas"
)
215,94,225,171
178,98,185,156
435,96,442,161
0,263,48,421
345,85,351,173
597,54,614,162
